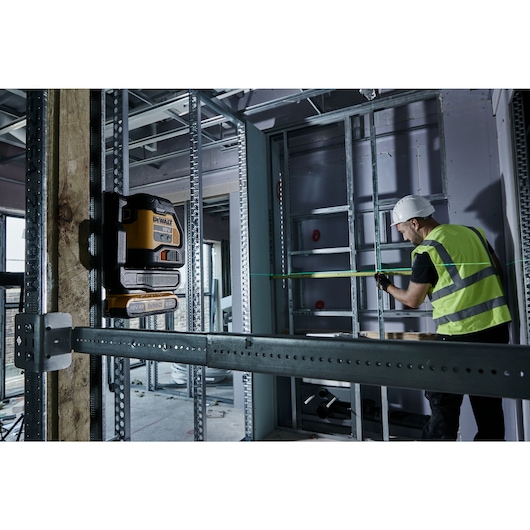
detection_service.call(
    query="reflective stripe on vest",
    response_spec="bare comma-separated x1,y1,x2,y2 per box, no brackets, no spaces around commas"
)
417,237,498,303
434,295,508,327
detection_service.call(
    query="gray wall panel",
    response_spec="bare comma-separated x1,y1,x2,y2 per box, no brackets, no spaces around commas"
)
441,89,517,441
442,90,505,252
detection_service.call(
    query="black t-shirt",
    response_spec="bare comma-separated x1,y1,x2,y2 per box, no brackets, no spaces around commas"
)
410,252,438,286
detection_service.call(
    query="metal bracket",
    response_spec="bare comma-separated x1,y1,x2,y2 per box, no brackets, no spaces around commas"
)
14,313,73,372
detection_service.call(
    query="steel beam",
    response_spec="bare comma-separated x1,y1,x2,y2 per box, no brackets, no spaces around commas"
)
188,90,207,441
89,89,105,441
69,326,530,401
23,90,48,441
108,89,131,441
269,90,440,134
242,89,333,116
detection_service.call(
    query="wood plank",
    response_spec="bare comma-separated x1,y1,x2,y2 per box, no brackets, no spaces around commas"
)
52,89,91,441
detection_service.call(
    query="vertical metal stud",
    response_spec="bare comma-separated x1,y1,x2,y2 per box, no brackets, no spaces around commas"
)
146,315,159,391
89,89,106,440
279,132,300,431
512,92,530,343
237,121,254,441
109,89,131,441
369,108,390,442
188,90,206,441
345,116,363,441
512,91,530,441
282,132,295,337
23,90,48,441
436,93,449,198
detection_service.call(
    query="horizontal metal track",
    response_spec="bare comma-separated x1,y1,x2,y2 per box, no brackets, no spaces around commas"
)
72,327,530,400
268,90,440,134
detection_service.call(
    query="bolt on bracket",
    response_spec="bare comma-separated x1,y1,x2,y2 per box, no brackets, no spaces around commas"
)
15,313,73,372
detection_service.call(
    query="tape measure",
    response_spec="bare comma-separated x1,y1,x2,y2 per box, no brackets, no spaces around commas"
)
103,192,185,318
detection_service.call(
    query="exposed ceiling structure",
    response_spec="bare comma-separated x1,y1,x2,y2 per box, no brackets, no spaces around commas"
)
0,88,409,218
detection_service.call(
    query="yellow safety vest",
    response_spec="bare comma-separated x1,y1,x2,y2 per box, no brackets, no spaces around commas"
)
411,224,511,335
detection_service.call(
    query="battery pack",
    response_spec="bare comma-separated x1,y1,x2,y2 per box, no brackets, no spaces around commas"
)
105,292,179,319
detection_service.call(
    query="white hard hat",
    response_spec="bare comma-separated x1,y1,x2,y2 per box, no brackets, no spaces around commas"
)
390,195,435,226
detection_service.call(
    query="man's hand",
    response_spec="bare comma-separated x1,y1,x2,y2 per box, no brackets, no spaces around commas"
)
375,272,391,292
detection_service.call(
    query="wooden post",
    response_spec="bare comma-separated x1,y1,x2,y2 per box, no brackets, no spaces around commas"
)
47,89,91,441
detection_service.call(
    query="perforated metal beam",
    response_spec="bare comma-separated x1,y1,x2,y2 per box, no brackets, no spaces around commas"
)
70,326,530,401
23,90,48,441
188,90,207,441
108,89,131,441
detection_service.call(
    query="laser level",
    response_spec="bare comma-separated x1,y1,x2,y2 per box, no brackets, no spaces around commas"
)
103,192,185,318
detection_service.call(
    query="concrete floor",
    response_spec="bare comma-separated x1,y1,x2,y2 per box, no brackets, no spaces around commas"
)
2,362,328,442
116,361,247,441
0,395,24,441
1,362,248,442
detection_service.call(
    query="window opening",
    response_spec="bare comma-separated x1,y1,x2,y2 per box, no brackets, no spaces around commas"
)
2,216,25,400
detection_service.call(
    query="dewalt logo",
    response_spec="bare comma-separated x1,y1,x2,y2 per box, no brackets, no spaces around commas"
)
153,215,173,225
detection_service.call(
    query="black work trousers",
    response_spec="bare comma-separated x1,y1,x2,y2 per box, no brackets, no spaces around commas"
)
422,322,509,441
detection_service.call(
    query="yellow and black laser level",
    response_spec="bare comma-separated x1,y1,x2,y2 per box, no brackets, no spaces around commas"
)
103,192,185,319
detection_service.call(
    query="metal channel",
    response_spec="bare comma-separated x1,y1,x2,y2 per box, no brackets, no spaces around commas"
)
23,90,48,440
89,89,105,440
282,132,295,335
345,116,363,440
512,91,530,441
512,92,530,342
436,93,449,198
109,89,131,441
369,107,390,442
146,316,159,391
281,131,299,431
274,137,296,431
71,327,530,402
270,90,441,135
188,90,207,441
73,327,208,364
242,89,333,117
237,121,254,441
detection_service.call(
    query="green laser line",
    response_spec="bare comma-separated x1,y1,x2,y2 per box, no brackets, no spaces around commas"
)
268,260,518,280
270,268,411,280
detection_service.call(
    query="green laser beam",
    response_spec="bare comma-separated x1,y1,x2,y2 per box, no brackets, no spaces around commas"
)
268,259,516,280
270,268,412,280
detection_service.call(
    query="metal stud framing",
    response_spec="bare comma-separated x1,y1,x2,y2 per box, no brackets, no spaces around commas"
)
188,90,207,441
369,108,390,442
109,89,131,441
512,92,530,341
89,89,106,440
23,90,48,441
237,121,254,441
345,117,363,440
280,132,300,432
511,91,530,440
275,91,445,440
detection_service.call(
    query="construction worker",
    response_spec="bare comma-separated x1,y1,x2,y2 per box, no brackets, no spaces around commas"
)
375,195,512,441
